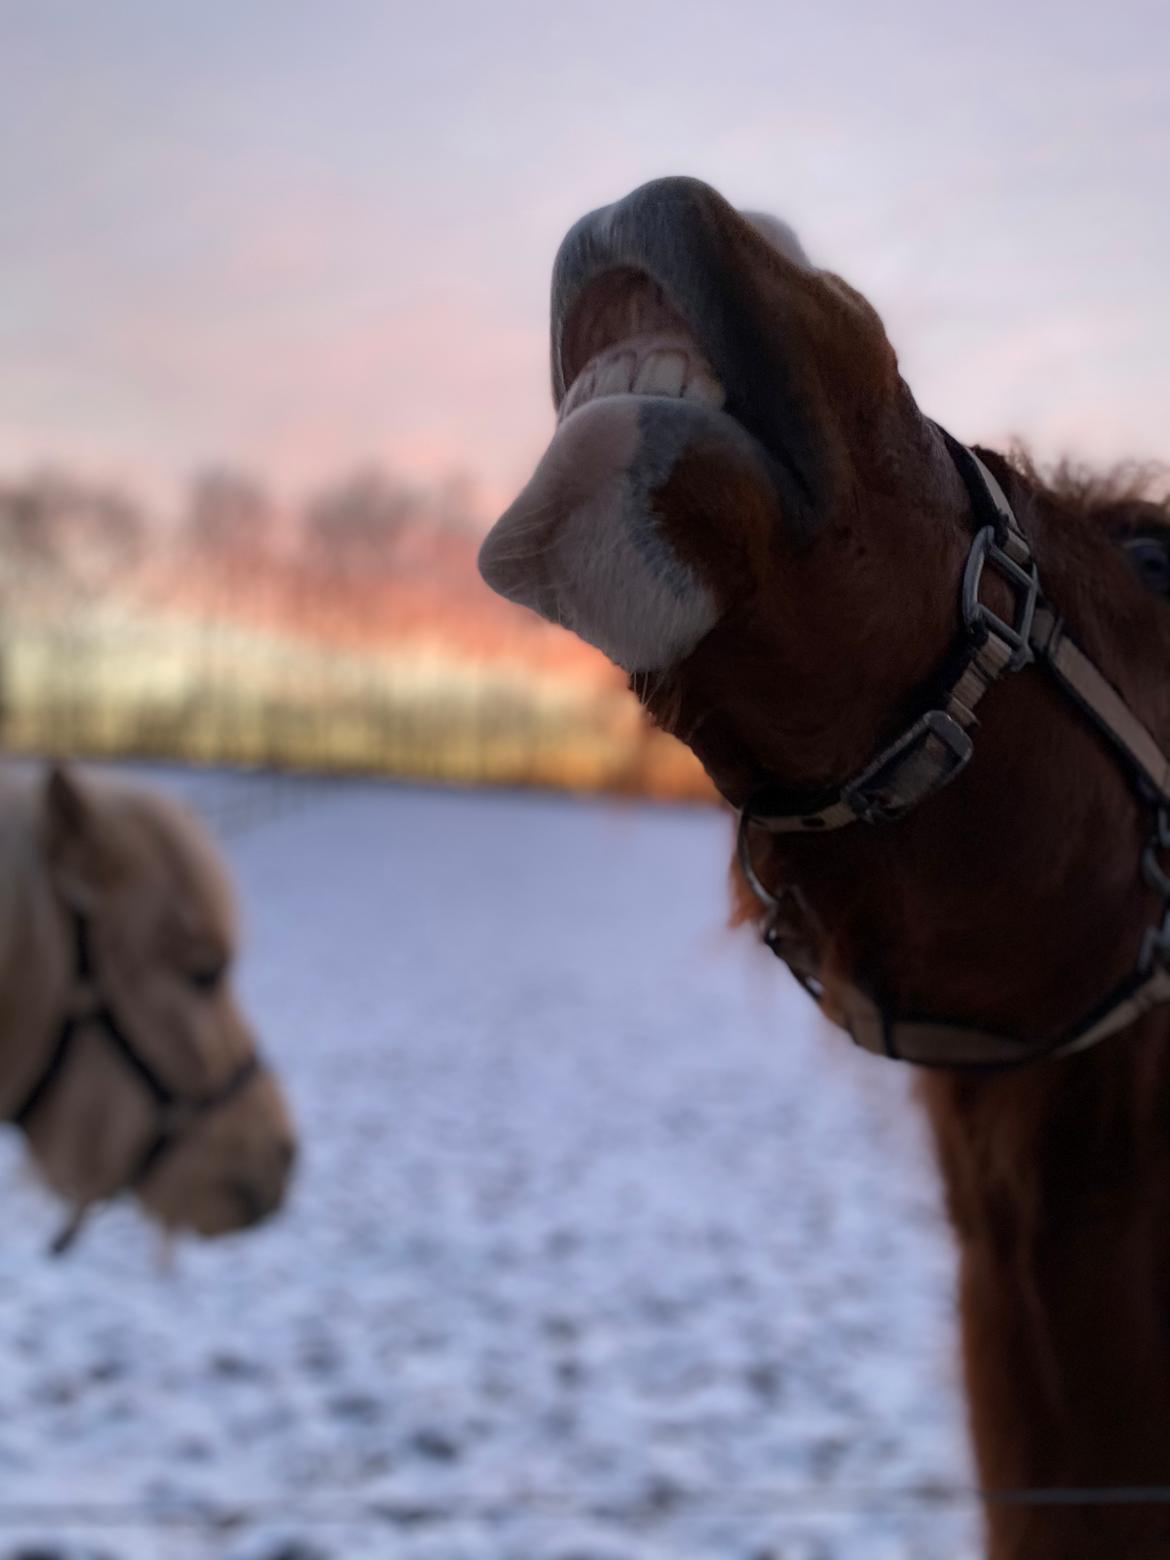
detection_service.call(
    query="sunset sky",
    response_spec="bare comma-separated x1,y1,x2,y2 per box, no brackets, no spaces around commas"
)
2,0,1166,520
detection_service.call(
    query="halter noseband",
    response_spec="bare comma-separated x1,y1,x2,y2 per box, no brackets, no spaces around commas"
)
5,906,263,1252
738,428,1170,1068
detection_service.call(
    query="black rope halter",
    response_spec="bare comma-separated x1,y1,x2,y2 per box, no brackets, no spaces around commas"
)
6,906,263,1253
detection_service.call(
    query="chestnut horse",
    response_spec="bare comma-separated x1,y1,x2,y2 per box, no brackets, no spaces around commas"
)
479,177,1170,1559
1,763,296,1249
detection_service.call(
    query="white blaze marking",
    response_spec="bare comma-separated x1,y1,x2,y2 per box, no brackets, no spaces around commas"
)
550,475,719,673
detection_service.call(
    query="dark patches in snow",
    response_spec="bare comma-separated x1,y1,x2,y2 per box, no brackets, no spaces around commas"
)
0,774,975,1559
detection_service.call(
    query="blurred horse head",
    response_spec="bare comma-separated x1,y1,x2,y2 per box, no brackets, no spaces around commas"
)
0,764,296,1246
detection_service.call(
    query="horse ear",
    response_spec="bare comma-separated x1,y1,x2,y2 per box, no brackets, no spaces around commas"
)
42,764,110,909
45,763,91,839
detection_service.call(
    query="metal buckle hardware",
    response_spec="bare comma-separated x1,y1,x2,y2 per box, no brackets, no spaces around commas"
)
962,525,1040,672
842,710,974,824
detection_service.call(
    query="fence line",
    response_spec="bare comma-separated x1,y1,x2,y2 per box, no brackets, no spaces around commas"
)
3,1484,1170,1527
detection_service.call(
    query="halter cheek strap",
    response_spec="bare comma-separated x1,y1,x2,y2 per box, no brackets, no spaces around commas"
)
5,907,263,1251
738,431,1170,1069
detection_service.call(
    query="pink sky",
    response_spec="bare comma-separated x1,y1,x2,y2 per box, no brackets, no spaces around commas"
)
1,0,1166,520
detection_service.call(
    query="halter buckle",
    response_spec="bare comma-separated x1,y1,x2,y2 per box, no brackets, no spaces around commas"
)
841,709,974,823
962,525,1040,672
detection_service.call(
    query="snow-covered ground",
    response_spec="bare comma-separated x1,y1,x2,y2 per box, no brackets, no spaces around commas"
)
0,770,979,1559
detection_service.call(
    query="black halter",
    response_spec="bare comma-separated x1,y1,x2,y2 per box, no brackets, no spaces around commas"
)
737,429,1170,1068
6,906,262,1251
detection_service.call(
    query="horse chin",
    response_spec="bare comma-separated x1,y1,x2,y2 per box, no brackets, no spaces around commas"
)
137,1133,292,1238
140,1177,284,1238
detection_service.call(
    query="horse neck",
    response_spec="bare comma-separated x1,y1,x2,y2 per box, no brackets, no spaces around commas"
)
920,1021,1170,1558
0,782,71,1116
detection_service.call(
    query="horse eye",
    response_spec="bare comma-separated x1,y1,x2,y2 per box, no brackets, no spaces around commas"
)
1123,535,1170,597
188,963,225,995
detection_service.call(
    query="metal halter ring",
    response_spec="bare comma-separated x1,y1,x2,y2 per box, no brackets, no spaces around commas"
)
736,805,780,909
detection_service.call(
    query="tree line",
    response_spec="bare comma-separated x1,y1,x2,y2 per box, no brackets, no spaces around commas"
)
0,465,708,800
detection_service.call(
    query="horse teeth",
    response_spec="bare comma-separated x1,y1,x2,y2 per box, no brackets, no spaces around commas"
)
594,351,636,397
560,335,725,421
634,350,686,397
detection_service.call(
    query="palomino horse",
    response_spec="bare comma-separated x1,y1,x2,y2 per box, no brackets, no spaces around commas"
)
479,177,1170,1560
0,763,296,1249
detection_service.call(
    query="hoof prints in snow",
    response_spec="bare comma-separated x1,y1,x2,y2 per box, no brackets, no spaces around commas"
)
0,774,976,1558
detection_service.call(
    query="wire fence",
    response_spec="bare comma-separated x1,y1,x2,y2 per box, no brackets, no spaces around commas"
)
2,1483,1170,1528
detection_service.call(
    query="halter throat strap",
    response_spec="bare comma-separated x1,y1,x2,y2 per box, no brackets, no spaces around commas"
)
738,433,1170,1068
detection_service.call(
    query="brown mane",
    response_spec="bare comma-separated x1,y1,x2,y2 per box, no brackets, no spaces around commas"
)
1002,447,1170,525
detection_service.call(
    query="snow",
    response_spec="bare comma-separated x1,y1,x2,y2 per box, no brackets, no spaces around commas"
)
0,771,979,1558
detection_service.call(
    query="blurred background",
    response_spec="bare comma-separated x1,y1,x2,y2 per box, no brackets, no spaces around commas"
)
0,2,1166,1558
3,0,1166,796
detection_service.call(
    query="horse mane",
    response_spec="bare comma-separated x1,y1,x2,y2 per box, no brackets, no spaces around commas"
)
1000,444,1170,528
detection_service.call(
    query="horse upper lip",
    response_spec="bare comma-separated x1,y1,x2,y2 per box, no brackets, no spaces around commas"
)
549,176,825,531
551,177,730,407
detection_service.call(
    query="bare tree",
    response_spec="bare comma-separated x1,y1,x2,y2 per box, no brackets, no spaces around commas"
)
303,468,417,585
0,472,144,592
